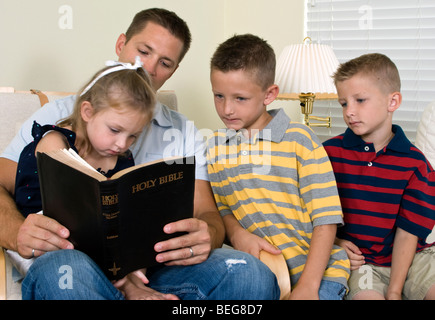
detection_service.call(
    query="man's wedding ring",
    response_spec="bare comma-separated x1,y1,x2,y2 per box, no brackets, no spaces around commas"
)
189,247,194,257
31,249,35,258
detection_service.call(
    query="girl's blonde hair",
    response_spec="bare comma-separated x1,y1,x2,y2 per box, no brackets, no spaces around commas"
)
58,66,155,158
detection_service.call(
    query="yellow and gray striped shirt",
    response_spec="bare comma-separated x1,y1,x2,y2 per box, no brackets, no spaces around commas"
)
206,108,350,288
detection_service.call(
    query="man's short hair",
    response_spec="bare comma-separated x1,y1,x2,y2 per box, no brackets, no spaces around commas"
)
125,8,192,63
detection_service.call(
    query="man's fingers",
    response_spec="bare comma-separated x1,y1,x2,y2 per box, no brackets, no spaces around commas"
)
26,213,70,240
156,218,209,251
17,213,73,257
153,218,211,265
156,244,209,266
162,218,201,234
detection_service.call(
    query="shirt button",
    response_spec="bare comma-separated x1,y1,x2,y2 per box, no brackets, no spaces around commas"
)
368,162,373,167
364,146,370,151
242,150,248,156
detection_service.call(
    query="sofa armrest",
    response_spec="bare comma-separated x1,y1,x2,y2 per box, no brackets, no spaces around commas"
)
259,250,291,300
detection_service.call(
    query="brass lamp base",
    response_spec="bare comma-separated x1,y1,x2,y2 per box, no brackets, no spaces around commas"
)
299,93,331,128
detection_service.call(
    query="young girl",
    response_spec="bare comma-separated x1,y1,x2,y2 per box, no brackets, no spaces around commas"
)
14,57,155,217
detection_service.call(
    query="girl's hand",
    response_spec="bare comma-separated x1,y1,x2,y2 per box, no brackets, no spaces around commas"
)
113,268,179,300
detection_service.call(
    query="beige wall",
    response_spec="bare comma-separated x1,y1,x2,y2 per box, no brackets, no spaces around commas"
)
0,0,304,131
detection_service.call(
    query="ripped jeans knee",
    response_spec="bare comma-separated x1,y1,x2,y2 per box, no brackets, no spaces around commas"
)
147,248,280,300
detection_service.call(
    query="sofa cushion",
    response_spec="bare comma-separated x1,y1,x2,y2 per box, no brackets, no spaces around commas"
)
416,101,435,168
0,93,42,153
415,101,435,243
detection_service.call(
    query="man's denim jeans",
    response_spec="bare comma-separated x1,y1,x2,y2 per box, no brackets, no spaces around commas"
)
22,248,280,300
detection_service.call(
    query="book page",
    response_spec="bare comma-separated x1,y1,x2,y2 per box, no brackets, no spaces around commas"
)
43,149,185,181
43,148,107,181
110,156,184,179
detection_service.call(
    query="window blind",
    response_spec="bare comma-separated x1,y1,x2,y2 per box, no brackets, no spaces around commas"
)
306,0,435,142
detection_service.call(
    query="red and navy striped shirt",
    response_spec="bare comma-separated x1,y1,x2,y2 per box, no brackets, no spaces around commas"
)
323,125,435,267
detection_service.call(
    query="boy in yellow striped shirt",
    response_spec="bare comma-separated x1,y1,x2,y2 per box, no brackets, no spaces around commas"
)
206,34,350,300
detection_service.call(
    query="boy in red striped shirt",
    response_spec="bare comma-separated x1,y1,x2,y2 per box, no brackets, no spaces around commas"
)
323,53,435,300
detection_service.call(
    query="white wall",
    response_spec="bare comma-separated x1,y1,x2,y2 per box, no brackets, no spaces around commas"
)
0,0,304,131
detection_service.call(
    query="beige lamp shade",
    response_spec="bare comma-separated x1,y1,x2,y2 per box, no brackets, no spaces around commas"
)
275,42,339,95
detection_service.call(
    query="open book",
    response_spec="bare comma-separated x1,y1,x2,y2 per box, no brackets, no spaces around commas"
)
36,149,195,280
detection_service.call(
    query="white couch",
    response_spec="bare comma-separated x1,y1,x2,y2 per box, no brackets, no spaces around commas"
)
415,101,435,243
416,101,435,168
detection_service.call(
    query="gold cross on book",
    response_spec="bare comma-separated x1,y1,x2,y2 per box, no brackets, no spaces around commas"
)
109,262,121,276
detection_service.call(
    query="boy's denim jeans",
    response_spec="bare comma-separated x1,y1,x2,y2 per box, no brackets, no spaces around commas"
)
21,248,280,300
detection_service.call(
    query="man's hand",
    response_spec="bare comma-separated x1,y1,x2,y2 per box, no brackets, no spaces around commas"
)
154,217,211,266
16,213,73,258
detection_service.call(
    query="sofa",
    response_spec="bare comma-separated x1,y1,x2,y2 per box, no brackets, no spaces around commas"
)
415,101,435,244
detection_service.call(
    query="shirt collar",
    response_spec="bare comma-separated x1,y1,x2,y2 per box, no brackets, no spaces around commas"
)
261,109,290,143
223,108,289,144
151,102,173,128
343,124,411,153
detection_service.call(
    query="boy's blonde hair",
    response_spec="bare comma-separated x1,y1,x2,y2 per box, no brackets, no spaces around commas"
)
58,67,155,158
210,34,276,90
333,53,401,93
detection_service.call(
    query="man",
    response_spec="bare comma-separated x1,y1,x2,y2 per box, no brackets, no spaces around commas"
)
0,8,279,300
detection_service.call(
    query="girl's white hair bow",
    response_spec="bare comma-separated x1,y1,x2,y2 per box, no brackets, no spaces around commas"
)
80,56,144,96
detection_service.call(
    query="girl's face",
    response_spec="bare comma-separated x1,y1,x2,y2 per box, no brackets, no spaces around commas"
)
81,102,147,158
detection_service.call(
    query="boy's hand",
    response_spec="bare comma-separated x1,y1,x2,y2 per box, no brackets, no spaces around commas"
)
289,285,319,300
335,238,365,270
231,227,281,259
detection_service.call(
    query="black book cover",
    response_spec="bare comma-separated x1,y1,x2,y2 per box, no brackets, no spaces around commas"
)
36,151,195,280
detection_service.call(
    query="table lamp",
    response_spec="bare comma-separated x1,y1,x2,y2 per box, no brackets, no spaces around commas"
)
275,37,339,127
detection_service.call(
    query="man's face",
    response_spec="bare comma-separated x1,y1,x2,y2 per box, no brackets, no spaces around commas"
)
116,21,183,91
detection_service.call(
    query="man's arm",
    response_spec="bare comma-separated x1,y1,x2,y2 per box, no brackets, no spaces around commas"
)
0,157,72,257
0,96,89,257
192,179,225,249
0,158,24,250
